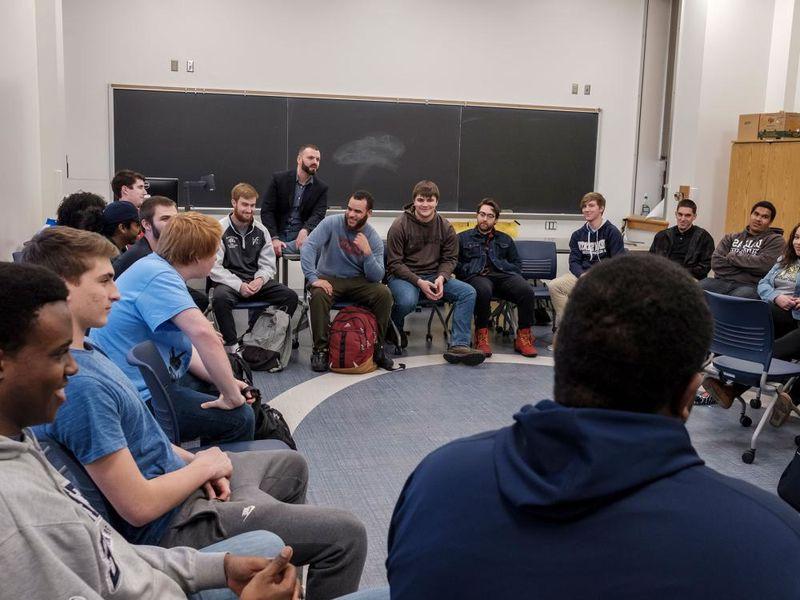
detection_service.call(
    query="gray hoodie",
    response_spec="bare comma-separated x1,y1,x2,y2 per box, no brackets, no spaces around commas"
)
710,227,785,284
0,431,227,599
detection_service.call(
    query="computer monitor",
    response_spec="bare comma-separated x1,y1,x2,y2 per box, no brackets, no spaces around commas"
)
145,177,180,204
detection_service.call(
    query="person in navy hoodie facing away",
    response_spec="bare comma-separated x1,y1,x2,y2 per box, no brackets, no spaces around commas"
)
546,191,624,328
387,253,800,600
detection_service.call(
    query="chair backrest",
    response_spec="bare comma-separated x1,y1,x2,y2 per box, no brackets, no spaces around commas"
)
37,433,124,528
704,291,774,370
515,240,557,280
126,341,182,444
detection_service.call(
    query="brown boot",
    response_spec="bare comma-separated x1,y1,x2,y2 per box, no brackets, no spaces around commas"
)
474,327,492,357
515,328,538,357
770,391,794,427
701,377,737,409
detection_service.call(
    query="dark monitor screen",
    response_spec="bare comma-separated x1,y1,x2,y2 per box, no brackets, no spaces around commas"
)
145,177,180,204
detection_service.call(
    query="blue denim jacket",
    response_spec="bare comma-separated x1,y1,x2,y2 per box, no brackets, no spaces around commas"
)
757,260,800,320
455,228,522,278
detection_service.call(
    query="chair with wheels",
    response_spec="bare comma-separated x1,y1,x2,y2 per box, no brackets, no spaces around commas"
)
704,291,800,464
126,341,291,453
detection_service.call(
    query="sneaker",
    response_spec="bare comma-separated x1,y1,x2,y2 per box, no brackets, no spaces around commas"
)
443,345,485,366
694,391,716,406
374,344,396,370
770,391,794,427
701,377,736,409
311,350,329,372
224,343,242,355
474,327,492,357
514,328,538,357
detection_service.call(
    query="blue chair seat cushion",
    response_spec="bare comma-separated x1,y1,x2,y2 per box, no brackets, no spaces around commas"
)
712,355,800,386
234,301,271,310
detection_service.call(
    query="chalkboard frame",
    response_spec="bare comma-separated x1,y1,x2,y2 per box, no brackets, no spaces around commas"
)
109,84,600,216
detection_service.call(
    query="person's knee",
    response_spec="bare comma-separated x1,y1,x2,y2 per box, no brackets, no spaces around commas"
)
309,287,332,309
374,285,393,308
284,288,300,314
232,404,256,439
276,449,309,483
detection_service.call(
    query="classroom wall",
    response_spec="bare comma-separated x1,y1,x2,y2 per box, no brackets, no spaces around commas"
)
666,0,776,238
60,0,649,232
1,2,45,260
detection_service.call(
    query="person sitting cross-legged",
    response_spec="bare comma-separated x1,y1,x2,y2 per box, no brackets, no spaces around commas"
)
22,226,369,600
210,183,299,354
386,180,484,366
455,198,537,357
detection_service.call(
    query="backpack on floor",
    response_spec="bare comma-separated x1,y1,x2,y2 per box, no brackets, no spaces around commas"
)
241,306,293,372
329,306,378,374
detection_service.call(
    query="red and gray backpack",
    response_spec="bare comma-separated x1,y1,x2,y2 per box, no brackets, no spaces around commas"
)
328,306,378,374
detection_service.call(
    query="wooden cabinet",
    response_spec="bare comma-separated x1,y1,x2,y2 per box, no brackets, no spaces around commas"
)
726,141,800,234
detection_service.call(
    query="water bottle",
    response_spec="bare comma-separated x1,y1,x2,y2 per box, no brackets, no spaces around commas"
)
641,194,650,216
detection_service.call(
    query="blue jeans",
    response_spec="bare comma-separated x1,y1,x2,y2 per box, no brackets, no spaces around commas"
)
388,275,476,347
166,372,255,445
192,530,284,600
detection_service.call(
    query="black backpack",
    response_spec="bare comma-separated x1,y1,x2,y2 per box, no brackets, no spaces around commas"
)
227,353,297,450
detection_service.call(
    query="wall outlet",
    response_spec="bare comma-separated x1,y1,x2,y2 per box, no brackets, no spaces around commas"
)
571,83,579,94
186,59,194,73
584,84,591,95
545,220,558,231
170,59,179,72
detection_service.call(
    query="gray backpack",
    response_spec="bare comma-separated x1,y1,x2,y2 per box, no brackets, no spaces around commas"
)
241,306,292,372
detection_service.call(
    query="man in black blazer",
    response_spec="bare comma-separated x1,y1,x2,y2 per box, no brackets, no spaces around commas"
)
260,144,328,256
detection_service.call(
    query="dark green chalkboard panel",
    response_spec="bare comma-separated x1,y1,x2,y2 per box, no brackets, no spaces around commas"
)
113,88,597,213
113,89,287,207
288,98,460,210
459,107,598,213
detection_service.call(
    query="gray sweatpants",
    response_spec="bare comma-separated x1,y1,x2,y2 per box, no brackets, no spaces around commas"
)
160,450,367,600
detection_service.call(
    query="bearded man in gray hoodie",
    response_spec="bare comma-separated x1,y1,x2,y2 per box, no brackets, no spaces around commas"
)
700,200,784,298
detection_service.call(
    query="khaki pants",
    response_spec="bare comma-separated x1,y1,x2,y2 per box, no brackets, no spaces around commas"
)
546,272,578,327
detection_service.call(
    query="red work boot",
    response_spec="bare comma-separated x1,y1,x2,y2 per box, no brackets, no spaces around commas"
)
474,327,492,357
514,328,538,357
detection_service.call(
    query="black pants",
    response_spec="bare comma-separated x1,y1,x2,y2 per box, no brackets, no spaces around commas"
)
212,281,299,345
770,303,800,360
463,272,537,329
699,277,759,298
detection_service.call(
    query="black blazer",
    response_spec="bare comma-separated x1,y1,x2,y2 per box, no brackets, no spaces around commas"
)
259,169,328,239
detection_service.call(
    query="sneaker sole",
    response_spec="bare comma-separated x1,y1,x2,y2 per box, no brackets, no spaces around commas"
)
514,347,538,358
443,352,486,366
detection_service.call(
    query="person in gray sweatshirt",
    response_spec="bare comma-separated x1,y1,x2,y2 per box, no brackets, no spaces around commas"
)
300,190,394,372
0,262,301,600
700,200,785,299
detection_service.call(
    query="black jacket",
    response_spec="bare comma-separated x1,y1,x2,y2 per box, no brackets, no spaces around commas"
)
112,237,153,278
259,169,328,239
649,225,714,280
455,227,521,278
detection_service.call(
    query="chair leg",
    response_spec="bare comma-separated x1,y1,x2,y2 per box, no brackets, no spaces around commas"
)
434,305,450,345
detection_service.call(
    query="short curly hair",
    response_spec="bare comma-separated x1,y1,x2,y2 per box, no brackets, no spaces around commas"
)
56,191,107,232
554,253,712,414
0,263,68,355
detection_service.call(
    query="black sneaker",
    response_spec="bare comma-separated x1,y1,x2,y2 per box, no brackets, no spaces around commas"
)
374,352,395,370
534,307,552,325
443,345,485,366
311,350,329,372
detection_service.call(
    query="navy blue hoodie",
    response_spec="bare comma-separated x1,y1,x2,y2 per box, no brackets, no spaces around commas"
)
568,219,625,276
387,401,800,599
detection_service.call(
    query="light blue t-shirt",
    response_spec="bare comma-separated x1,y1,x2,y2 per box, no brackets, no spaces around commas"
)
33,342,186,545
90,253,196,401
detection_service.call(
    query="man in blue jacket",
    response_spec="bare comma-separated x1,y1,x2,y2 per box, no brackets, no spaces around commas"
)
546,191,624,327
387,253,800,599
455,198,538,357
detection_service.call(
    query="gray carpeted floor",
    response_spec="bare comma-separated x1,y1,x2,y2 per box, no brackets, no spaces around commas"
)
254,311,800,590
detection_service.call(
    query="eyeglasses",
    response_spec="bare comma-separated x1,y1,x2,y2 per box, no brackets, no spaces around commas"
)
477,211,497,219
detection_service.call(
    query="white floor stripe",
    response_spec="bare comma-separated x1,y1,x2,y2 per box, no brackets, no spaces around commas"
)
272,353,554,432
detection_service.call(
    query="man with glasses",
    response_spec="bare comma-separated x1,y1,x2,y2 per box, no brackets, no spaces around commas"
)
455,198,538,357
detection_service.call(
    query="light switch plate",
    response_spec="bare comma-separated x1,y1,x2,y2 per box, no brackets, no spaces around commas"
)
584,84,591,95
170,59,179,72
571,83,579,94
187,59,194,73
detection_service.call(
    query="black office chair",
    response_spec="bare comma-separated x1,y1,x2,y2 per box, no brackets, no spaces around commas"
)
126,341,291,453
